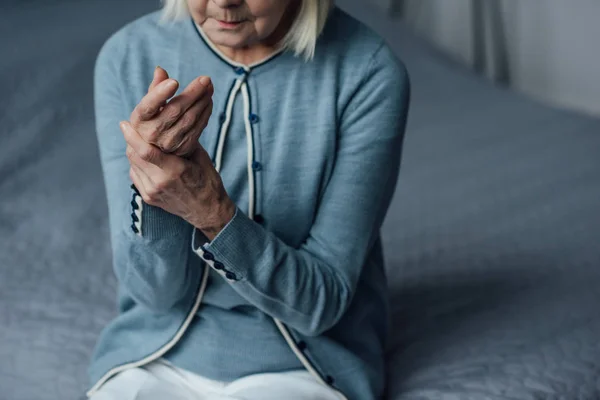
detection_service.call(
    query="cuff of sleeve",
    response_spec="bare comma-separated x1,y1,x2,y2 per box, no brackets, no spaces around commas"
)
191,207,260,283
130,187,188,239
142,203,188,238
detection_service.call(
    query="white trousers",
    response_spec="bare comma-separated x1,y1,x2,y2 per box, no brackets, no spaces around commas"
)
89,359,344,400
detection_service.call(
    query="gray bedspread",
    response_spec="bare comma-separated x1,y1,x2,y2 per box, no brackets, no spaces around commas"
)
1,1,599,399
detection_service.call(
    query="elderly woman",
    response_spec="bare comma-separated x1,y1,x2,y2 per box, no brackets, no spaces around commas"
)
88,0,409,399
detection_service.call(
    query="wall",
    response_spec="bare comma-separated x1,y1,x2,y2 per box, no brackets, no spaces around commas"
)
397,0,600,116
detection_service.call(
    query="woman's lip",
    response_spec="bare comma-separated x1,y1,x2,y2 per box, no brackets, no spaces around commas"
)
216,20,244,29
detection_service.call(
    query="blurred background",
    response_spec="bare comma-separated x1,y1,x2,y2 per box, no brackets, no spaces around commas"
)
1,1,599,400
383,0,600,116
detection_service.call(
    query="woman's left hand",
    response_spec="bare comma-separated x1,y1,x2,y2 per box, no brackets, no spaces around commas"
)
120,120,236,240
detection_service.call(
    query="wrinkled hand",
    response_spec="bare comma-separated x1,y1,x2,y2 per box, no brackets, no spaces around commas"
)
130,66,214,157
120,120,236,240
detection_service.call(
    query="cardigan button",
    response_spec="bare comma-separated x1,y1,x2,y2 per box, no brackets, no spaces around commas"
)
254,214,264,224
130,184,140,195
325,375,335,385
203,251,215,261
235,66,246,75
251,161,262,171
249,113,260,124
131,223,139,234
225,271,237,280
213,261,224,270
219,113,226,124
297,341,307,351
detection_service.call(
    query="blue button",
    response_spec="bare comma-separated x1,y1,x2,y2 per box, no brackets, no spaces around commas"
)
131,223,139,234
203,251,214,261
235,67,246,75
251,161,262,171
325,376,335,385
130,198,139,210
213,261,224,270
130,184,140,195
131,212,139,223
219,114,226,124
249,113,260,124
225,271,237,280
297,341,307,351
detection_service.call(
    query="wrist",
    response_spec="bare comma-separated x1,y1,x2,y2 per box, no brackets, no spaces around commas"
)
194,197,236,241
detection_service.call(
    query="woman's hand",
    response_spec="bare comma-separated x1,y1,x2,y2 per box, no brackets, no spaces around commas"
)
130,66,214,158
120,120,236,240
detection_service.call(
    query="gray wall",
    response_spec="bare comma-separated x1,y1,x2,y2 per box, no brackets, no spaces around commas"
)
395,0,600,116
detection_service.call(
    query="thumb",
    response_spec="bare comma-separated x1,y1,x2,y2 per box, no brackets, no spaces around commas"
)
148,66,170,93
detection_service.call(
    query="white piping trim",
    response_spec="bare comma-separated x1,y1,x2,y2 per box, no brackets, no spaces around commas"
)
86,265,211,397
274,319,326,385
133,194,142,237
241,82,255,220
215,79,243,172
273,319,348,400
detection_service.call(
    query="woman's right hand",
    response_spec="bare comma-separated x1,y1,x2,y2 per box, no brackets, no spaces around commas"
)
129,66,214,158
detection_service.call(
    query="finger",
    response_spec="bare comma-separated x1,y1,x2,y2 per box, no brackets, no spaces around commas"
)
134,78,180,123
127,143,180,207
126,144,161,176
175,100,214,157
138,76,212,143
129,164,154,205
148,66,170,93
130,164,148,194
121,121,168,168
158,76,213,127
150,66,170,113
158,96,212,154
197,99,214,133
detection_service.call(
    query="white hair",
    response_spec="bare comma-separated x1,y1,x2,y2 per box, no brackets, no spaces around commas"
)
160,0,333,60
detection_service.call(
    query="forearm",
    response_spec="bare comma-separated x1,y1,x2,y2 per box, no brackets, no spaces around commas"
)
111,189,195,313
193,209,355,336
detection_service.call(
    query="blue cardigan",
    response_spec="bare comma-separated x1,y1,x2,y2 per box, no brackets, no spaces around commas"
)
89,7,410,400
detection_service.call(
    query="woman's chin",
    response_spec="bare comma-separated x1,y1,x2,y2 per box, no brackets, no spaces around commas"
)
206,32,253,51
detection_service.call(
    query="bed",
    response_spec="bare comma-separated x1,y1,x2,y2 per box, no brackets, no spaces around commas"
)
1,1,599,399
